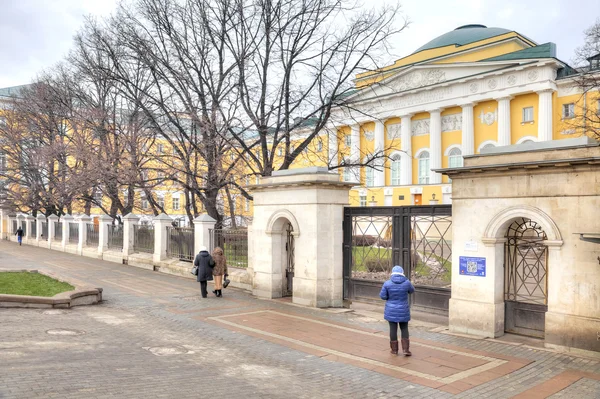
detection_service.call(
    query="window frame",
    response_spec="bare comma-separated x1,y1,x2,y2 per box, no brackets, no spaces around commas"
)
359,195,367,207
563,103,575,119
172,197,180,211
390,154,401,186
417,151,430,185
522,106,534,123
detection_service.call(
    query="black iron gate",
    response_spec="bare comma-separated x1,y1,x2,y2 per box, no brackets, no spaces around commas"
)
504,218,548,338
342,205,452,314
284,223,295,297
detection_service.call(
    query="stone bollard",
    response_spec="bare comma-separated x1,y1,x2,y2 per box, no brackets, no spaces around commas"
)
61,214,73,251
47,214,58,249
36,214,45,245
25,215,35,244
193,214,216,255
122,213,139,255
78,216,92,255
97,215,112,256
153,213,172,263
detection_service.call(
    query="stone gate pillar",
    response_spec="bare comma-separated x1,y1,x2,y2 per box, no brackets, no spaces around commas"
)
250,167,353,308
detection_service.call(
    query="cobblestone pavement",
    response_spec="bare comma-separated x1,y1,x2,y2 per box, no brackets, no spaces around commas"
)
1,240,599,399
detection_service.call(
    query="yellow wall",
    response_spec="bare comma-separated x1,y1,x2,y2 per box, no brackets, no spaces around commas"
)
473,100,499,152
510,93,538,143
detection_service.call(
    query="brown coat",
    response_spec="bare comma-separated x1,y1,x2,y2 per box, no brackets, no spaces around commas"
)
212,247,228,276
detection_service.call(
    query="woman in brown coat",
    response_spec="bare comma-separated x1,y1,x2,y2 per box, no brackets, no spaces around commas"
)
211,247,228,297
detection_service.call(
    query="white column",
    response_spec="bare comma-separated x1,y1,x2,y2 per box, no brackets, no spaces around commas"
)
350,124,360,183
400,115,413,185
122,213,139,255
327,127,338,168
78,216,92,255
98,215,112,255
537,89,554,141
153,213,172,263
25,215,35,241
374,120,385,186
0,208,7,240
61,214,73,250
429,109,443,184
47,214,58,249
36,214,44,243
193,214,216,255
460,103,475,156
497,96,512,146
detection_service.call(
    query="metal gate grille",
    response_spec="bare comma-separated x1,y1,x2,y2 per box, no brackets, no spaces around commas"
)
284,223,295,297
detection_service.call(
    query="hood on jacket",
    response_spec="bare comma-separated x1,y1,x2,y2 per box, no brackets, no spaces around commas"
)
390,265,407,284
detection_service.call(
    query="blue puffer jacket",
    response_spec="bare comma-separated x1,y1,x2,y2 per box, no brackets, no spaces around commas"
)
379,267,415,323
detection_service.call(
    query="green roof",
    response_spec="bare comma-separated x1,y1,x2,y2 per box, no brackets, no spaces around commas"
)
414,25,513,53
482,42,556,61
0,84,30,99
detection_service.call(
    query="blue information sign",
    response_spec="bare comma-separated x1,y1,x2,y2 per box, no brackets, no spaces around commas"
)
459,256,486,277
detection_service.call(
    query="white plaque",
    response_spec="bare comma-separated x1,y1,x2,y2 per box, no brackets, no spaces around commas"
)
464,240,478,252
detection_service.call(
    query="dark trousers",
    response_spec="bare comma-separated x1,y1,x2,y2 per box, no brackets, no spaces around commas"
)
389,321,409,341
200,281,208,298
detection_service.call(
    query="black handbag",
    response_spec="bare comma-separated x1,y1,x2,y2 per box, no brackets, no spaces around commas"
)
223,275,230,288
191,265,198,276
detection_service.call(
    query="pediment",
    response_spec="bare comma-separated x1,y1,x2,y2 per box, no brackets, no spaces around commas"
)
347,61,530,103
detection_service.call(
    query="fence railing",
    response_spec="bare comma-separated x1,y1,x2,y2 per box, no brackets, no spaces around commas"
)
209,228,248,268
107,225,123,250
68,222,79,244
30,221,36,238
12,220,17,234
21,222,27,237
54,221,62,241
86,224,99,247
41,221,48,239
166,227,194,262
133,225,155,254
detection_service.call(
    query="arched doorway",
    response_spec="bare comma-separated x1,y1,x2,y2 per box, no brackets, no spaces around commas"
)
504,217,548,338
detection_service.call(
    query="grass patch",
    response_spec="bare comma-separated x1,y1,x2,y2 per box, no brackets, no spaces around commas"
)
0,272,74,297
414,253,452,283
352,246,392,272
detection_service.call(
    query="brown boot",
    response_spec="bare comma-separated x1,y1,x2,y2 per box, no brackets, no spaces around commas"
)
401,338,412,356
390,340,399,354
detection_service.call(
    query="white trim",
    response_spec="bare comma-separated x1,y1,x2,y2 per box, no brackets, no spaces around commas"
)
388,150,404,161
444,144,463,156
483,205,563,244
477,140,498,153
414,147,430,159
516,136,538,144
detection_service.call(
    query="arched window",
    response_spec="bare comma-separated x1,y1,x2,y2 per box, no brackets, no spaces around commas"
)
480,143,496,153
418,151,430,184
448,147,463,168
390,153,401,185
342,158,352,182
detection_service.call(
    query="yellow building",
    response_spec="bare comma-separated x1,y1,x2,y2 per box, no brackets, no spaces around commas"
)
324,24,598,207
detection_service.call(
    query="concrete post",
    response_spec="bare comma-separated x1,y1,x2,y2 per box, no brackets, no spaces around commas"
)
193,214,216,255
47,214,58,249
16,215,24,241
153,213,172,263
78,216,92,255
123,213,139,255
0,208,8,240
61,214,73,250
36,214,45,244
98,215,112,255
25,215,35,243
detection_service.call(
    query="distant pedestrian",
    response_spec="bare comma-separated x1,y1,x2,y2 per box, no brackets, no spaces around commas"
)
194,246,215,298
380,265,415,356
15,226,23,246
211,247,228,298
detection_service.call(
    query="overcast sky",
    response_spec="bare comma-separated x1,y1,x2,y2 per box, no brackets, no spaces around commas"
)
0,0,598,88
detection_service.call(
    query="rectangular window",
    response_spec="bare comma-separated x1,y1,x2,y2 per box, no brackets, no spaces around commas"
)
359,195,367,207
563,103,575,118
365,167,374,187
245,198,250,212
157,196,165,209
172,197,180,211
141,199,149,210
157,171,164,179
345,135,351,147
522,107,534,122
418,158,430,184
0,153,5,173
157,144,164,154
93,189,103,203
343,167,352,182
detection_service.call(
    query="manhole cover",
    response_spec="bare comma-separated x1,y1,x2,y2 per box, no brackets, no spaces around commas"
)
145,346,189,356
46,329,85,336
42,310,67,315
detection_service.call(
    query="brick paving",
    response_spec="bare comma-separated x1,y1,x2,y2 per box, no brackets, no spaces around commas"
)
0,240,599,398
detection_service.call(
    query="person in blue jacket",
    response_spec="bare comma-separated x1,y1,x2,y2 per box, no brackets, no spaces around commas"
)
380,265,415,356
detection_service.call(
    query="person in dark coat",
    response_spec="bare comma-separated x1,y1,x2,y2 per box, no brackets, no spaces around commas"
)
15,226,23,246
194,246,215,298
380,265,415,356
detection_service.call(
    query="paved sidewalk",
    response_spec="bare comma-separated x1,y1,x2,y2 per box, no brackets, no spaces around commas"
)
0,240,599,398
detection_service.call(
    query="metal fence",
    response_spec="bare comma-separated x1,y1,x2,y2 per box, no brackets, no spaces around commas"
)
11,219,17,234
209,229,248,268
166,227,194,262
86,224,99,247
21,222,26,237
54,221,62,241
68,222,79,244
41,221,48,239
107,225,123,250
133,225,154,254
30,221,36,238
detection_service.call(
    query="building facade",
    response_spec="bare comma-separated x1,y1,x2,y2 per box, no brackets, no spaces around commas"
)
329,24,597,207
